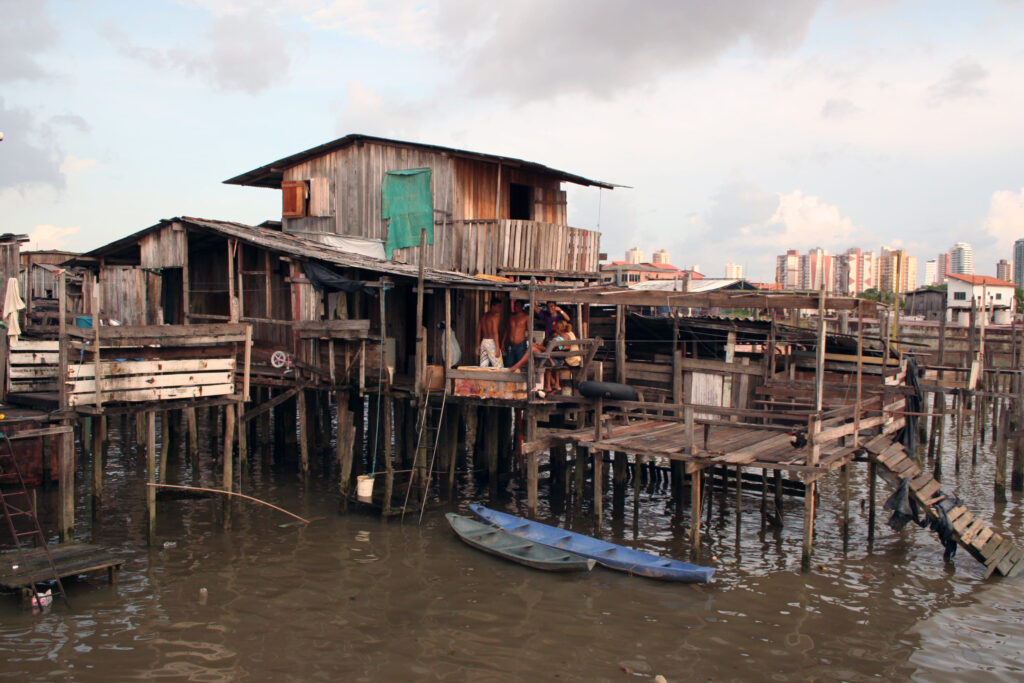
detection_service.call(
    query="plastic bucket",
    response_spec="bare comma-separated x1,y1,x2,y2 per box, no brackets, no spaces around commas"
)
356,475,374,501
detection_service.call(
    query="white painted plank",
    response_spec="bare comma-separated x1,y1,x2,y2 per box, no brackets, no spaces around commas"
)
67,357,236,379
67,383,235,406
67,371,234,394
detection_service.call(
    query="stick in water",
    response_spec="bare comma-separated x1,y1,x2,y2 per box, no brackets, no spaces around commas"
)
146,483,311,524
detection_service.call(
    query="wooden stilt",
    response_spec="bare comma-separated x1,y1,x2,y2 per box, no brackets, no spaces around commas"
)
801,479,816,570
446,407,459,498
867,461,876,544
382,394,394,515
486,408,499,497
158,412,171,485
593,450,603,523
59,422,74,542
995,404,1008,501
1013,396,1024,491
147,411,157,543
237,402,248,478
526,408,538,517
223,403,236,496
298,389,309,481
690,467,702,548
574,444,585,506
92,415,105,515
337,391,355,506
185,407,199,466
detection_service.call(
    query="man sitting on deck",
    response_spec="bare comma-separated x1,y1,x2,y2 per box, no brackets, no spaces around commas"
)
536,301,570,337
476,298,505,368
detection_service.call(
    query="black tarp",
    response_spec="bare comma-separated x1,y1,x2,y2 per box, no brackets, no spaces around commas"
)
302,261,368,293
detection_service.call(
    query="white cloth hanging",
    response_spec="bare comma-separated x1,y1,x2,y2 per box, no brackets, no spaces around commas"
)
3,277,25,344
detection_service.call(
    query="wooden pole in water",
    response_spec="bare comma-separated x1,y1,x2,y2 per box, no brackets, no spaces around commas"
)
1013,392,1024,491
92,415,105,516
220,405,233,499
158,411,171,485
592,398,603,522
147,411,157,543
337,391,354,506
298,389,309,481
934,392,946,479
690,466,702,548
995,404,1008,502
59,421,74,542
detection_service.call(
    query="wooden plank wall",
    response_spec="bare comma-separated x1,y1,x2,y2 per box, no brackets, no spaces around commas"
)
8,340,59,393
140,224,185,269
101,266,146,325
281,141,593,274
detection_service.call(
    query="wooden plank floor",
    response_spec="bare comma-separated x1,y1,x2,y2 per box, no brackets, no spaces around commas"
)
0,543,123,589
862,436,1023,579
580,419,858,475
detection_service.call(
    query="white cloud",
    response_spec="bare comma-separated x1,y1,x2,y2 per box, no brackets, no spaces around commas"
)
982,188,1024,252
59,156,96,176
26,224,80,251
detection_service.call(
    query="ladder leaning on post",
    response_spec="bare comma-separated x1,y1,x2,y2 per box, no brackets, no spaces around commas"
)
0,433,69,608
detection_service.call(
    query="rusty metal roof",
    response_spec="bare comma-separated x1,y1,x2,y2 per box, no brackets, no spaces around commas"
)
223,133,618,189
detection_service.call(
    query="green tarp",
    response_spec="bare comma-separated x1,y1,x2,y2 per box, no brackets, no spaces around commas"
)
381,168,433,259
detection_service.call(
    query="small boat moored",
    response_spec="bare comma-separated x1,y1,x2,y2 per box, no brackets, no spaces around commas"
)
470,505,714,583
446,513,596,572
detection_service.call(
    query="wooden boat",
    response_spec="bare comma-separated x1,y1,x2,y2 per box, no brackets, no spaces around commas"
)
470,505,714,583
446,513,595,572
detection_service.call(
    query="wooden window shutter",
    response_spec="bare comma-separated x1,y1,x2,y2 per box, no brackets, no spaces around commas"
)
282,180,307,218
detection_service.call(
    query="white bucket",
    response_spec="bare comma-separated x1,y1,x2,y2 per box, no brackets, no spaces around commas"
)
356,475,375,501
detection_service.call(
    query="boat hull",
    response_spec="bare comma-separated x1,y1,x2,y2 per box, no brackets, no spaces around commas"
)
446,514,596,572
470,505,714,583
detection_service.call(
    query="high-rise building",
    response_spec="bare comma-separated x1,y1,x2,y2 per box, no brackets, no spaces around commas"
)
652,249,670,265
724,262,743,279
879,247,916,294
836,247,877,295
936,252,950,283
924,259,937,286
776,250,800,289
800,247,834,291
950,242,974,275
626,247,643,264
1014,238,1024,288
904,255,918,291
997,259,1012,283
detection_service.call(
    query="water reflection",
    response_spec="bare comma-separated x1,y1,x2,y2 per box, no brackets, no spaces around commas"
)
0,416,1022,680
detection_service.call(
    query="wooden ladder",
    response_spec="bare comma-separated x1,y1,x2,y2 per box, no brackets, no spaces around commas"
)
864,435,1024,578
401,386,448,521
0,434,69,608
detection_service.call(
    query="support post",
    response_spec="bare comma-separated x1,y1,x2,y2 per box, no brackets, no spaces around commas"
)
146,411,156,543
690,467,702,548
298,389,309,481
92,415,105,515
223,404,235,494
526,408,538,517
59,422,74,542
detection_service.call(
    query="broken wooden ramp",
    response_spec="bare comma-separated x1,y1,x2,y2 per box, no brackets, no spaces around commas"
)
863,435,1023,579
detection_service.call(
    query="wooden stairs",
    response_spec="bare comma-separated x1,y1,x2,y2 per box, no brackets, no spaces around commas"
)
863,435,1024,579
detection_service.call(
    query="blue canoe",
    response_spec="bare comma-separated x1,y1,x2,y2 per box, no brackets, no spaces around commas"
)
470,504,714,584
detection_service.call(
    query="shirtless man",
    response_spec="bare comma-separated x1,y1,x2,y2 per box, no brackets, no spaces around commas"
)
506,301,530,367
476,299,505,368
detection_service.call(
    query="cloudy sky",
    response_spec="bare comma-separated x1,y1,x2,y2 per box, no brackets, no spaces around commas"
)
3,0,1024,282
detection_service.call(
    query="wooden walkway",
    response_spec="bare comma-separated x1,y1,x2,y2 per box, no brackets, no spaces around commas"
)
863,435,1024,579
0,543,123,592
577,419,858,477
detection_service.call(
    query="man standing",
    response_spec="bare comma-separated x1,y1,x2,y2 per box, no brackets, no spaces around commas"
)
536,301,569,337
477,298,505,367
507,300,530,367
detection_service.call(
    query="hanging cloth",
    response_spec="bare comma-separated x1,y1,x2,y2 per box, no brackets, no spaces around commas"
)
3,277,26,344
381,168,433,259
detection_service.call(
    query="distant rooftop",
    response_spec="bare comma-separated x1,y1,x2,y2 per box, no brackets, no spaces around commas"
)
947,273,1014,287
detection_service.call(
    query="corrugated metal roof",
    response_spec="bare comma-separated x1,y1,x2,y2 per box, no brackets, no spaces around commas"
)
223,133,618,189
74,216,513,288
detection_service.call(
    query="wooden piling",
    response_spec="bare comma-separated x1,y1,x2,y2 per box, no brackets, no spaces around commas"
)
526,408,538,517
223,404,235,496
690,467,702,548
59,422,74,542
146,411,157,543
996,404,1008,501
337,391,355,505
298,389,310,480
158,411,171,485
92,415,105,515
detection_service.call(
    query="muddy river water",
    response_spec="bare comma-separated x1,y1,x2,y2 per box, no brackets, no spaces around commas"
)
2,417,1023,681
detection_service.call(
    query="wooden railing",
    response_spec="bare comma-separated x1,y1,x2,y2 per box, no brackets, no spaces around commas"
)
448,220,600,275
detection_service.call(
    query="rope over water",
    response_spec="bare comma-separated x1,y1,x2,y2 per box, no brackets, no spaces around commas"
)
145,483,311,524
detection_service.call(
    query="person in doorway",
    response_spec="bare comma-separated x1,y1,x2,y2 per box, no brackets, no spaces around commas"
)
476,298,505,368
507,300,530,367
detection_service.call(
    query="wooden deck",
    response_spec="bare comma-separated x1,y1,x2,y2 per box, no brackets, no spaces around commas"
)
0,543,123,590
